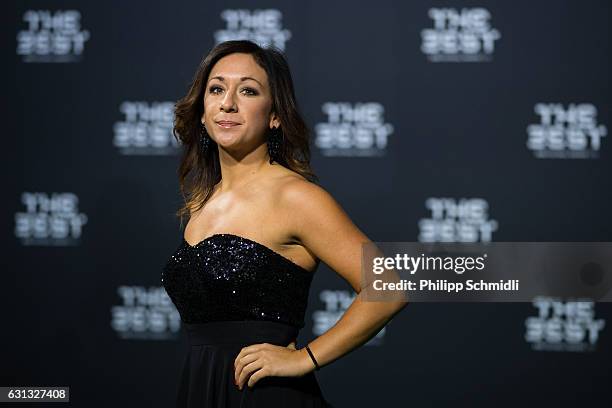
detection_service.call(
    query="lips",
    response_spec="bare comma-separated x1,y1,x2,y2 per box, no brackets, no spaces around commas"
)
216,120,241,128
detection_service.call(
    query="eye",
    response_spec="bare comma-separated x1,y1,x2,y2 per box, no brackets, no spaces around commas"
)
207,86,258,96
241,87,258,96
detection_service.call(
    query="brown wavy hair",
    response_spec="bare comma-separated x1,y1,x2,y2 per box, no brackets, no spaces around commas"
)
173,40,319,226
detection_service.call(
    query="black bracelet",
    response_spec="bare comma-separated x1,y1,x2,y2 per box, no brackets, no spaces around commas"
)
305,344,320,371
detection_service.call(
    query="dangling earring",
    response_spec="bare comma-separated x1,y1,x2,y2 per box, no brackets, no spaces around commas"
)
267,126,283,164
199,122,210,154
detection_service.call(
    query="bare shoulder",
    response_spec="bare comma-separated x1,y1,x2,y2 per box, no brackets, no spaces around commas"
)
264,166,319,202
265,166,357,234
279,177,359,237
264,167,324,205
264,168,349,232
278,177,332,210
274,175,372,292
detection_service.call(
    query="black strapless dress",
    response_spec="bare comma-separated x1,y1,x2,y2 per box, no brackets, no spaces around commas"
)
161,233,332,407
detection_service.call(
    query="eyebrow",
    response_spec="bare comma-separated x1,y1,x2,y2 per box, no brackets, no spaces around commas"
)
208,76,263,87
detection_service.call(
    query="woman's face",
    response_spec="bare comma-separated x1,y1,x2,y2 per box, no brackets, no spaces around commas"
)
202,52,278,151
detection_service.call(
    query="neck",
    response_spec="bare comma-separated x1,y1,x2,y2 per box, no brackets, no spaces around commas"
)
216,142,273,191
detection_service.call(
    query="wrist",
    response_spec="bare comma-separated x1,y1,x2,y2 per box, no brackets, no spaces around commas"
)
298,347,316,374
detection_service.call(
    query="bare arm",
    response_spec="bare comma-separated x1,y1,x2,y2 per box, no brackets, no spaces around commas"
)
282,180,408,372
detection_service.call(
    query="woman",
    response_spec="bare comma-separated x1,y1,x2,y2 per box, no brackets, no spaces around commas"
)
162,40,407,407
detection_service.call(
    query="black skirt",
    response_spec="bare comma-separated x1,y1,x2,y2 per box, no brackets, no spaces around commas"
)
175,320,333,407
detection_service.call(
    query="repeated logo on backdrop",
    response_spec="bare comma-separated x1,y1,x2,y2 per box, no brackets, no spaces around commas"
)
314,102,394,157
111,285,181,340
527,103,608,159
113,101,179,155
525,297,606,352
421,7,501,62
418,197,498,243
312,290,385,346
15,192,88,246
215,9,291,50
17,9,90,63
12,4,609,365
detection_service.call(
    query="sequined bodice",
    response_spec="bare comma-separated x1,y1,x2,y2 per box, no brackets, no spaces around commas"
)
161,233,315,328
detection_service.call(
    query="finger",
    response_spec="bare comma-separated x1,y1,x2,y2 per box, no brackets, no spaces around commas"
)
235,352,260,384
238,359,264,389
248,367,268,388
234,343,266,368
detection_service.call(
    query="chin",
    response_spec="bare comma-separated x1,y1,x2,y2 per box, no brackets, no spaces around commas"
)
214,135,244,148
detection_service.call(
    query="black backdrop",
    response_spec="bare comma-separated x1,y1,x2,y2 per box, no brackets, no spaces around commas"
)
4,1,611,407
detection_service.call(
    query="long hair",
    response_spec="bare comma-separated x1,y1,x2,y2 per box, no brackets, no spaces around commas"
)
173,40,318,226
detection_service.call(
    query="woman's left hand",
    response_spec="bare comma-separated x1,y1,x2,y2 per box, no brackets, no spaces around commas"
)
234,341,313,389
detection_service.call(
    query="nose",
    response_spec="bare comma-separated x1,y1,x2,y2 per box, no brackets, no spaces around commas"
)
220,90,237,112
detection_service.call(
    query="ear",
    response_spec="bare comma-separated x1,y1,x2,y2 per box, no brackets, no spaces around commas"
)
269,112,280,129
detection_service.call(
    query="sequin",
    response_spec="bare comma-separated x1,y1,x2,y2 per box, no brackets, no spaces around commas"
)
161,233,315,328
